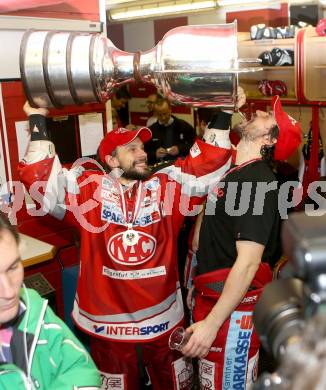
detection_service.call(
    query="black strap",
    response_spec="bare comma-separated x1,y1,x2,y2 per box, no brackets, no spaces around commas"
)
29,114,50,141
204,280,257,294
135,344,146,381
208,111,232,130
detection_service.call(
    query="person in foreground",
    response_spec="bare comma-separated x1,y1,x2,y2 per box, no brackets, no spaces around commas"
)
181,96,302,390
0,212,101,390
18,89,245,389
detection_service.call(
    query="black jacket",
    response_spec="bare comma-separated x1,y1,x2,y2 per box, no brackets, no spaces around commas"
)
146,115,195,164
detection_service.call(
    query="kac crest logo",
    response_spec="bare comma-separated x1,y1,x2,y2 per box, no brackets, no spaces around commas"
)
107,231,156,265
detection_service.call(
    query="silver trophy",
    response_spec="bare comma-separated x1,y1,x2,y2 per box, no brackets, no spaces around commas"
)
20,21,261,109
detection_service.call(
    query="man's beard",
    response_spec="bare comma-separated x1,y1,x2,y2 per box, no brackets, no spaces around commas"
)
234,119,276,161
233,122,246,139
233,117,255,140
233,117,262,142
121,161,151,181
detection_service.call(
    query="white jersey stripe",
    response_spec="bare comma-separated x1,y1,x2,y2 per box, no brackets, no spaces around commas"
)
72,289,184,341
159,157,232,197
74,285,182,323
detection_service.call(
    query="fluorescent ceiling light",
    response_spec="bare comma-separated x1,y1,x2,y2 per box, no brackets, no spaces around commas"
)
110,0,216,21
218,0,272,4
106,0,139,7
218,0,314,4
217,0,264,6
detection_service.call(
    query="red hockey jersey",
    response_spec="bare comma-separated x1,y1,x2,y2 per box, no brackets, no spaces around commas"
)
18,140,231,342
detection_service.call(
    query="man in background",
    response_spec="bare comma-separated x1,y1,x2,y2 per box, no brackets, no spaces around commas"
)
146,92,160,127
146,98,195,165
111,85,131,127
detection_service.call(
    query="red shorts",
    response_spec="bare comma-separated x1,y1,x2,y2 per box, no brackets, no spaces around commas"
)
90,331,194,390
193,262,272,390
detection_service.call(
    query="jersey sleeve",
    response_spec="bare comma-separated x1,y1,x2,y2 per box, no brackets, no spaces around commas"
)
43,305,101,390
157,139,232,199
17,145,103,227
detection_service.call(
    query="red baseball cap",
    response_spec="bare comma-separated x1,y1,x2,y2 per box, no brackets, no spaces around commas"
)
272,95,302,161
98,127,152,163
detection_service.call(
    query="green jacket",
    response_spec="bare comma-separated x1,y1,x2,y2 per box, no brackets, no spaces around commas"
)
0,288,101,390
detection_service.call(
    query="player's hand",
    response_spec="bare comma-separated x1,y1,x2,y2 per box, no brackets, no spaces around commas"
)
222,86,246,114
166,145,179,156
235,86,246,110
23,101,48,117
156,147,167,159
181,318,219,359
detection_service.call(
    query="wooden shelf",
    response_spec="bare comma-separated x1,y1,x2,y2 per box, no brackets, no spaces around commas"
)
238,32,297,101
238,38,295,46
305,35,326,42
262,66,294,70
247,95,297,100
303,27,326,101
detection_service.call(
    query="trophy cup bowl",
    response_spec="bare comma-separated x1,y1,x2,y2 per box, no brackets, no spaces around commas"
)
20,21,262,109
